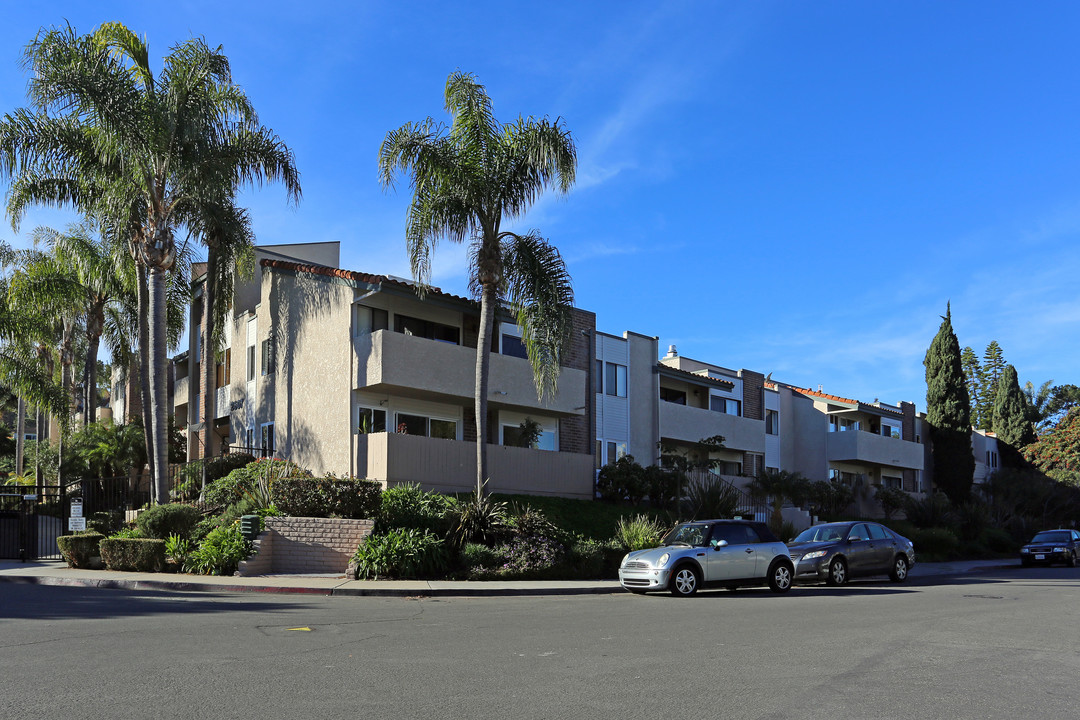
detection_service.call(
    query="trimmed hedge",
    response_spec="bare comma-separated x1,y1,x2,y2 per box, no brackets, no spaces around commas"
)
56,532,105,568
99,538,166,572
136,503,202,540
271,475,381,519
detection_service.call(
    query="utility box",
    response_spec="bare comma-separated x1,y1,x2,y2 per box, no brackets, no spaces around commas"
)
239,515,262,541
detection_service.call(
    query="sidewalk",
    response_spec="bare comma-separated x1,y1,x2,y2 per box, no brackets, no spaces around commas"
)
0,558,1019,598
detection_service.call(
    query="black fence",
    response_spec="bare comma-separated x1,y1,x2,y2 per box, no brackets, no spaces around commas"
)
0,484,68,561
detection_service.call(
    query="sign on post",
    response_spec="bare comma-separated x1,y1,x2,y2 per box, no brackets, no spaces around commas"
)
68,517,87,531
70,498,83,518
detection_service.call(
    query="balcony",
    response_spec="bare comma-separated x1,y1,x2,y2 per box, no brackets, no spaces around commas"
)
355,330,587,415
659,401,765,453
356,432,594,499
826,430,924,471
173,374,189,408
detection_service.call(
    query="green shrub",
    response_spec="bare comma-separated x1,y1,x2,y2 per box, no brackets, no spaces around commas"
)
596,455,647,505
905,493,956,529
452,491,508,547
377,483,458,536
110,526,144,539
99,538,166,572
613,514,666,551
164,533,194,565
564,537,621,579
507,504,562,542
56,532,104,568
907,526,960,560
204,458,311,509
980,526,1020,555
136,503,202,540
352,528,450,580
185,524,253,576
271,474,382,518
86,511,123,536
460,542,505,576
684,475,742,520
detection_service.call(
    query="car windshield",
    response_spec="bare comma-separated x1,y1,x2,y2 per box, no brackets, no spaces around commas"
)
1031,531,1071,544
662,523,709,547
791,525,847,544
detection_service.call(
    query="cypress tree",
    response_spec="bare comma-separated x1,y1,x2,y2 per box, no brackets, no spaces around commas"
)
924,304,975,503
992,364,1036,463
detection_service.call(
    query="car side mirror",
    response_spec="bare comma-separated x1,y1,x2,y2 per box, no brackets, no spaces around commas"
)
715,540,728,548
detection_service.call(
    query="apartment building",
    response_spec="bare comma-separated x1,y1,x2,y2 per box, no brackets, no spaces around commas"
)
173,242,596,499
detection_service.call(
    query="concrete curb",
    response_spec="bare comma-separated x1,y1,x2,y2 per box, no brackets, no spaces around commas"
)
0,559,1021,598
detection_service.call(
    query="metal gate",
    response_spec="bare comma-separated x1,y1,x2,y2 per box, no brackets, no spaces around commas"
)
0,484,67,561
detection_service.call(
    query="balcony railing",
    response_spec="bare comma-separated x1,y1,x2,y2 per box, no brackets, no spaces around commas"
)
356,432,594,499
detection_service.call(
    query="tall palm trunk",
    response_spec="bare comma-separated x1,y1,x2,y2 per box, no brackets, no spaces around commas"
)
15,397,25,476
200,246,219,493
137,264,155,486
147,265,169,504
474,281,497,496
83,301,104,427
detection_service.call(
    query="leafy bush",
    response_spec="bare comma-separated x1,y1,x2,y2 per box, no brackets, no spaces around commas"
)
460,542,506,577
980,526,1019,555
564,537,622,579
874,485,908,521
906,526,960,560
495,535,566,579
99,538,166,572
453,491,508,547
596,455,647,505
377,483,458,537
56,532,104,568
352,528,450,580
271,474,382,519
613,514,666,551
644,465,680,510
809,481,855,519
136,503,202,540
684,475,741,520
507,504,562,542
86,511,123,536
185,524,253,576
905,492,956,529
165,533,194,565
204,458,311,509
110,526,144,539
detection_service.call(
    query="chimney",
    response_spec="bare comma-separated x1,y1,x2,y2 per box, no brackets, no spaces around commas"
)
665,344,678,359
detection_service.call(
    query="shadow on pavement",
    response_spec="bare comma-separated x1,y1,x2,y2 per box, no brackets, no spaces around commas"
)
0,583,316,621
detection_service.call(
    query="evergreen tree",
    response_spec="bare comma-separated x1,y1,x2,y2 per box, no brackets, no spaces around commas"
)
992,365,1037,458
924,304,975,504
961,346,983,428
979,341,1006,430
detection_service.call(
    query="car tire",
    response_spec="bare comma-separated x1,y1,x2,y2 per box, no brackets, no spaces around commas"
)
890,555,909,583
768,561,793,593
826,557,847,586
669,565,700,597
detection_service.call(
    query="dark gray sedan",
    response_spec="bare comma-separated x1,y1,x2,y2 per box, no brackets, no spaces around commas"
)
1020,529,1080,567
787,521,916,585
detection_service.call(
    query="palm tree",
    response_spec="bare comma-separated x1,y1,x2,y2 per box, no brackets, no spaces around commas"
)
8,223,132,427
379,71,577,495
1,23,298,502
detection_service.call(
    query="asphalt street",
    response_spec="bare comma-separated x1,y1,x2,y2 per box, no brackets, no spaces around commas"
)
1,566,1078,720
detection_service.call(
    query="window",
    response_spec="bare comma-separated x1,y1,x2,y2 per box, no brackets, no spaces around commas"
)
245,428,254,449
714,460,742,476
882,422,901,439
394,314,460,345
247,344,256,381
660,387,687,405
353,305,388,336
765,409,779,435
395,412,457,440
260,423,275,455
604,363,627,397
500,325,528,359
606,441,627,465
882,476,901,489
868,524,889,541
357,407,387,433
831,417,858,432
710,396,741,416
261,338,275,375
765,466,779,475
594,360,603,394
215,348,231,386
502,423,556,451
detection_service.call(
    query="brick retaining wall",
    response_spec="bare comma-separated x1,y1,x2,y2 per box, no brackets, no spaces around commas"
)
236,517,374,576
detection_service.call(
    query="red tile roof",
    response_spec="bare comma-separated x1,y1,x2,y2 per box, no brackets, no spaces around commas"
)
260,259,475,304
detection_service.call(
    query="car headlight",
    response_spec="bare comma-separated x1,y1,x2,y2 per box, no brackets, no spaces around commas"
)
621,554,630,567
802,550,827,560
656,553,671,569
1021,548,1029,553
1054,547,1067,553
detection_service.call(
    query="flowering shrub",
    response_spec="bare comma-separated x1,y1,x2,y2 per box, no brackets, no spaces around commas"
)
491,536,566,580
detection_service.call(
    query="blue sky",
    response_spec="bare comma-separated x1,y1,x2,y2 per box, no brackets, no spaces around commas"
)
2,2,1078,412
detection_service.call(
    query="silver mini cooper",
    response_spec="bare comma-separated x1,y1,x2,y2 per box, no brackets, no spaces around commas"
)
618,519,794,597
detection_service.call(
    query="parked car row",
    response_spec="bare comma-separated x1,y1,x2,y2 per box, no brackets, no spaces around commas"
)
618,519,916,597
